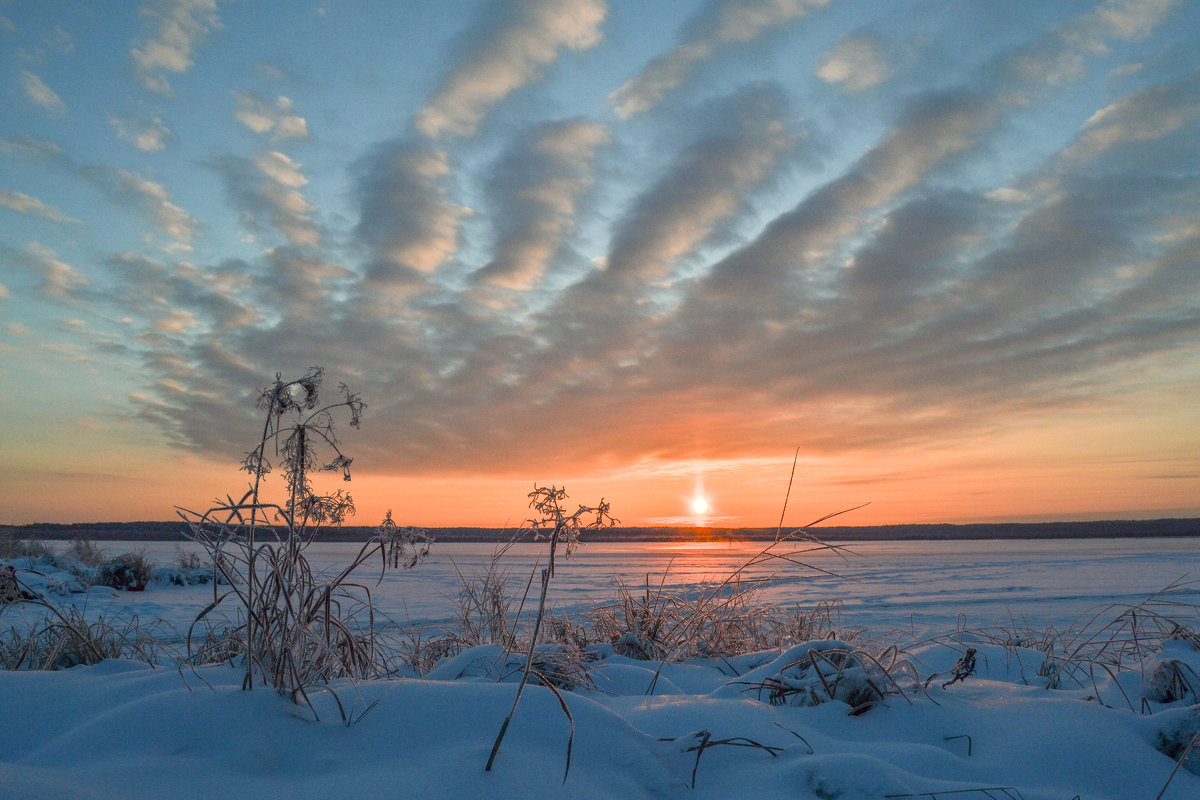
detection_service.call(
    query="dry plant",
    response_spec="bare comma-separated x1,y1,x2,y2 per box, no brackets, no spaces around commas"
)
0,534,54,562
736,640,914,714
63,537,107,568
658,729,783,789
587,570,777,662
176,367,431,715
1156,722,1200,799
883,789,1026,799
386,536,530,676
448,540,525,652
1039,580,1200,692
1,565,32,605
631,505,863,694
485,485,615,780
928,579,1200,709
0,570,165,669
96,552,155,591
764,599,862,649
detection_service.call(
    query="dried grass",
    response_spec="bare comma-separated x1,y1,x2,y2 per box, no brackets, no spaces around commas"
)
0,534,54,562
924,578,1200,709
62,537,107,568
0,570,166,669
736,640,915,714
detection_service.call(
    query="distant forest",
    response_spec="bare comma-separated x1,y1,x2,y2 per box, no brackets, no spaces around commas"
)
3,518,1197,543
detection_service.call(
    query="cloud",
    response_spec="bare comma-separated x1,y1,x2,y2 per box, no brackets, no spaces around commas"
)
80,167,199,251
254,152,320,247
0,189,78,225
605,82,799,281
610,0,828,118
990,0,1182,103
837,193,984,310
130,0,222,95
150,308,199,334
212,151,321,247
681,89,990,317
109,113,176,152
471,119,610,289
20,70,65,113
1061,70,1200,163
59,319,88,334
44,25,75,54
21,242,90,299
353,139,470,280
56,0,1198,490
17,24,75,63
0,136,63,159
253,151,305,189
3,133,199,250
233,91,310,139
460,87,804,454
414,0,607,139
117,169,199,250
104,251,260,336
0,284,9,300
1091,0,1181,41
816,32,892,91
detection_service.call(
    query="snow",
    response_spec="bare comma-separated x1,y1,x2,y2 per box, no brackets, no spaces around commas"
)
3,538,1199,799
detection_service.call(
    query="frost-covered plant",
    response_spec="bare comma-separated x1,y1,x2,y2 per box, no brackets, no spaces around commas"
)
587,571,772,661
1142,656,1199,705
177,367,430,713
0,570,165,669
435,542,525,656
62,537,107,568
657,729,782,789
0,534,54,562
763,599,860,649
174,549,208,572
378,509,433,569
738,641,913,715
96,552,154,591
486,485,615,779
1153,707,1200,784
0,565,30,605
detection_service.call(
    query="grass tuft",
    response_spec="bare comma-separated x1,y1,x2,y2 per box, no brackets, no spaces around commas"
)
0,569,165,669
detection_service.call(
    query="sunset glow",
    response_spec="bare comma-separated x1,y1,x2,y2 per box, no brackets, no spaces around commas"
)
1,1,1198,528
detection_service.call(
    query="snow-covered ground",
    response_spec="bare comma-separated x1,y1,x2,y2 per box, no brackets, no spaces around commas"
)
9,537,1200,638
3,537,1199,799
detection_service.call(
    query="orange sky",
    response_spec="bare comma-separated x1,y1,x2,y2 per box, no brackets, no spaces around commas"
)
2,1,1199,527
3,376,1196,527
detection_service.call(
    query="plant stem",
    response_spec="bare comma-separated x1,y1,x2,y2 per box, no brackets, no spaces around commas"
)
486,524,561,773
244,388,277,690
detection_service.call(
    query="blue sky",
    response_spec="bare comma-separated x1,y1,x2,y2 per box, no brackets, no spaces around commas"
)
1,0,1198,526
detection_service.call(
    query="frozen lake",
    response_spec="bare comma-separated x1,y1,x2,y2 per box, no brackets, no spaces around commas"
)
27,536,1199,641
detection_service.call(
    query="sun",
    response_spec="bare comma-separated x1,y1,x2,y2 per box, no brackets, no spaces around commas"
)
690,495,710,515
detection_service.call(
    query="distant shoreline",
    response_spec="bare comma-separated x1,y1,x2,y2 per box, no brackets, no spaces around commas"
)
3,518,1196,543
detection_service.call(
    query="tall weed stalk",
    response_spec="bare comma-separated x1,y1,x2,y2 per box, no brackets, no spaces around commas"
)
485,486,615,778
177,368,430,710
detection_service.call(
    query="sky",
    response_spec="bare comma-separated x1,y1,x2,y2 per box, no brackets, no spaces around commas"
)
1,0,1198,529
